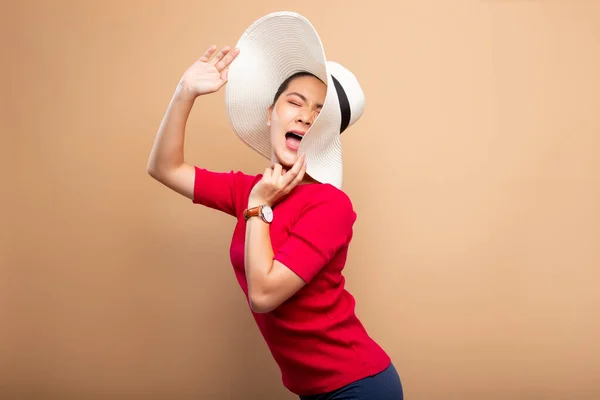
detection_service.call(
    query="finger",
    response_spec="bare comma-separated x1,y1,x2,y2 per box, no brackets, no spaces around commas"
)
209,46,230,66
219,67,229,83
294,157,308,184
272,163,283,180
283,160,306,194
282,153,306,184
263,167,272,179
215,47,240,71
199,45,217,62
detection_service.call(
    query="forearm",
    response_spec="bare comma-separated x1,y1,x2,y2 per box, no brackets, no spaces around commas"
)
147,85,197,177
244,202,276,303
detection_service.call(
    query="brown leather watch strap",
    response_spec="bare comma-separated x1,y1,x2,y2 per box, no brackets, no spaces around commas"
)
244,206,261,221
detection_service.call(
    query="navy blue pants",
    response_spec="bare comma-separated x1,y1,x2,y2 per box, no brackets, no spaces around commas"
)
299,363,403,400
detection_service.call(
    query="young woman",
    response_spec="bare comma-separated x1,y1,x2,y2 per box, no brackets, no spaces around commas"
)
148,11,403,400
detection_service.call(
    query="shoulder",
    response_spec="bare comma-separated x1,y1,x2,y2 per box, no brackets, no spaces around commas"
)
228,169,262,185
228,169,262,202
296,183,356,222
305,182,353,203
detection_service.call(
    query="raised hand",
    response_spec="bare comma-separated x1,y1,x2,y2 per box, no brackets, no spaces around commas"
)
178,45,240,98
248,154,308,208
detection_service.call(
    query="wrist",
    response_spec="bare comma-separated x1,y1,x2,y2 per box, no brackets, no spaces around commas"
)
174,82,199,103
244,202,274,224
248,196,268,209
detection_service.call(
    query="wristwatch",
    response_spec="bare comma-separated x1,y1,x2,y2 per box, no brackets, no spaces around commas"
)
244,204,274,223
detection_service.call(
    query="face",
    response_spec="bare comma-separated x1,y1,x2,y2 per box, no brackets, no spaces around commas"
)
267,75,327,168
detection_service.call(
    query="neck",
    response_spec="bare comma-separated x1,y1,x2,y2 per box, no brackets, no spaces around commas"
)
300,174,319,185
269,155,320,185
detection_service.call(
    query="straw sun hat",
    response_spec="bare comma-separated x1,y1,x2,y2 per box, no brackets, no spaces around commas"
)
225,11,365,189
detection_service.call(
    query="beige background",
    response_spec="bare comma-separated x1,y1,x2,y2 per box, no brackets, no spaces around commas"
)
2,0,599,399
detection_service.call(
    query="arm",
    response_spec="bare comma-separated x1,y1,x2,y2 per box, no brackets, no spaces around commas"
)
244,211,306,313
243,159,307,313
242,158,354,313
146,88,196,199
147,45,239,199
244,192,355,314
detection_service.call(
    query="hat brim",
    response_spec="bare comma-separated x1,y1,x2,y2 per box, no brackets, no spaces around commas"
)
225,11,344,188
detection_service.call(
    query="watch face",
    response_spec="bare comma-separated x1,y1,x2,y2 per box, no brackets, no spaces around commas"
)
262,205,273,223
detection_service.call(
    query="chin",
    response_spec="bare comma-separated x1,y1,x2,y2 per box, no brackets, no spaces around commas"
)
274,148,298,168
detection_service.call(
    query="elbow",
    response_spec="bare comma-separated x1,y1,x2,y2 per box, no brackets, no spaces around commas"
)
147,165,157,179
146,161,168,181
147,158,184,181
146,159,160,179
248,292,275,314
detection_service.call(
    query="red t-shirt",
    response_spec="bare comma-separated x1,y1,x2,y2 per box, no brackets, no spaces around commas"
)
192,167,391,395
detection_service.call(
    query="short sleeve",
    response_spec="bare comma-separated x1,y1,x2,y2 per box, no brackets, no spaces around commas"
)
273,191,357,283
192,167,258,218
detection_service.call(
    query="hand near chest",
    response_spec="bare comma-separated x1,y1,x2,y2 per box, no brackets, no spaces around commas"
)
248,154,307,208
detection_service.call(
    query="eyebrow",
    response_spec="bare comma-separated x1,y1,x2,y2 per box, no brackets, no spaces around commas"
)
286,92,323,108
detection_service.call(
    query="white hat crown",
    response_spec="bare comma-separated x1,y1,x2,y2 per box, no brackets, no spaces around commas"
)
326,61,365,134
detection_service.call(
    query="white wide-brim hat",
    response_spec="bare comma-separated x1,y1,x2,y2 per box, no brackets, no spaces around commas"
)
225,11,365,189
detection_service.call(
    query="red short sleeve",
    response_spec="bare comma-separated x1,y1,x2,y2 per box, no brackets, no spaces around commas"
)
192,167,259,218
274,190,356,283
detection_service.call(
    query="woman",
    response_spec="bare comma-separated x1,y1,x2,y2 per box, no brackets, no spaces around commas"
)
148,11,403,399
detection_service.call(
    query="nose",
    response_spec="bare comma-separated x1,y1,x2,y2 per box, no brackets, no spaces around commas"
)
297,110,315,126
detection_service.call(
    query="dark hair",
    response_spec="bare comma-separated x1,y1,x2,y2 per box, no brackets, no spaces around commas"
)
271,71,322,106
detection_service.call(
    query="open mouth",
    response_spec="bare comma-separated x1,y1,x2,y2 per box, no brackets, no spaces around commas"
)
285,131,304,141
285,131,304,151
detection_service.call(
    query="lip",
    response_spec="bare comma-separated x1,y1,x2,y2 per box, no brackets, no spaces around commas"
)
285,130,305,152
